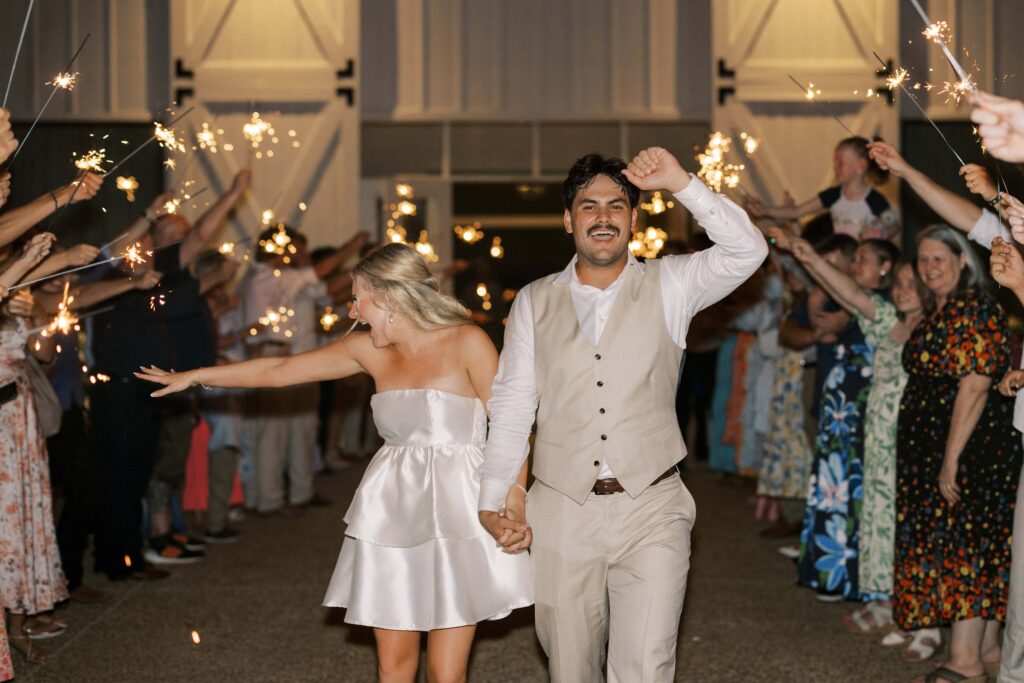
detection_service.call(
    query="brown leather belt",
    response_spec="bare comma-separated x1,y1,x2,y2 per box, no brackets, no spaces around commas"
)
591,466,678,495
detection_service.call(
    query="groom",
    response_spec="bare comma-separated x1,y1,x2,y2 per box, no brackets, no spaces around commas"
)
479,147,768,681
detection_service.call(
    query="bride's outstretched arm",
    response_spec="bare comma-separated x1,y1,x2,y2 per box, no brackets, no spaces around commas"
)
136,333,367,396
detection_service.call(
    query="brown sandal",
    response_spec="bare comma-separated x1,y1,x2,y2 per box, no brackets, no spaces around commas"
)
922,665,988,683
9,634,48,663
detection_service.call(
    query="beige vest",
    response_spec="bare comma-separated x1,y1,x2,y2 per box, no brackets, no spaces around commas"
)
531,261,686,505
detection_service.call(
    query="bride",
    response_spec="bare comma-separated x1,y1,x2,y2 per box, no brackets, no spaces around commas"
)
138,242,533,683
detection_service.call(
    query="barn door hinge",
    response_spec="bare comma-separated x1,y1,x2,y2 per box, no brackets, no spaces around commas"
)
717,58,736,106
336,59,356,107
173,58,194,105
874,58,896,106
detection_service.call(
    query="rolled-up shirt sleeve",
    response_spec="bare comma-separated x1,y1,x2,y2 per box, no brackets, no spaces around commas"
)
478,285,538,512
660,176,769,341
966,208,1011,250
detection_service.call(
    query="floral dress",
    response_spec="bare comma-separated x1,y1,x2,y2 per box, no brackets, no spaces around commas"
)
0,619,10,681
757,348,813,499
893,290,1021,629
0,319,67,615
854,296,904,601
797,315,874,599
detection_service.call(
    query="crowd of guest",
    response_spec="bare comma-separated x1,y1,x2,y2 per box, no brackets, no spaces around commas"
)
0,107,377,678
672,91,1024,682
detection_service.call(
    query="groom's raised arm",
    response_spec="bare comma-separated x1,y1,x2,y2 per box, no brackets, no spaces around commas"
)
478,285,538,513
661,177,769,318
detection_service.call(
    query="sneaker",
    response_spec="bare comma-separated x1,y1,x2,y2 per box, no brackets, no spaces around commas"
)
169,532,206,551
203,528,242,544
816,592,844,603
145,539,205,565
777,545,800,560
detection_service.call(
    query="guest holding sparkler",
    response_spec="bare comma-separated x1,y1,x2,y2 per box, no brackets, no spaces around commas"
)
970,91,1024,163
0,108,18,165
139,242,533,683
746,137,898,241
0,172,101,248
0,233,73,663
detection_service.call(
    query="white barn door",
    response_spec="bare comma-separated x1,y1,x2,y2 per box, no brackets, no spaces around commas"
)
712,0,899,206
169,0,359,247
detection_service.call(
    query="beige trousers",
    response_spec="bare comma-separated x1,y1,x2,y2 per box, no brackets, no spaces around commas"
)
1000,464,1024,682
530,475,695,683
252,383,318,512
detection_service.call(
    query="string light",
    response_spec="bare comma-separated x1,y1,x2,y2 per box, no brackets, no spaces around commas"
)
454,222,485,243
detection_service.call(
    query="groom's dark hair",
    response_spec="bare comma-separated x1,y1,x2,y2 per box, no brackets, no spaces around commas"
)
562,153,639,211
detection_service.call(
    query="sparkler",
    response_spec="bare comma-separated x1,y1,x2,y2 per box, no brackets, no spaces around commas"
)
73,148,108,173
628,226,669,259
5,33,90,168
104,106,195,177
2,0,35,109
415,231,438,262
11,242,152,290
874,52,966,166
39,281,79,337
195,123,223,153
908,0,975,94
696,132,746,194
320,306,340,332
788,75,856,137
454,222,485,243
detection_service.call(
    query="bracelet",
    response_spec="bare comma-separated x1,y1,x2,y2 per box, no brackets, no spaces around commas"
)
49,190,59,211
196,368,213,391
510,483,528,499
989,192,1002,208
142,211,156,225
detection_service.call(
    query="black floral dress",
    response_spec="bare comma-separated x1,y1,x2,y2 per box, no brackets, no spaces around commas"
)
893,289,1021,629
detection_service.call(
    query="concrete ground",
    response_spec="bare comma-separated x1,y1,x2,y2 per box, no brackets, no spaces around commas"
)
17,461,936,682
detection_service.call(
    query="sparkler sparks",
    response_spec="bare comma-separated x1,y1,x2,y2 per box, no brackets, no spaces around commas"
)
696,132,748,194
73,149,107,173
414,231,438,262
923,21,951,45
939,74,978,106
195,123,223,153
886,67,910,91
191,630,201,646
218,241,236,255
116,176,138,201
454,222,485,244
640,191,674,216
149,294,166,311
47,71,78,90
243,112,273,158
154,122,186,154
490,236,504,259
740,132,760,155
41,282,79,337
121,242,149,270
629,227,669,259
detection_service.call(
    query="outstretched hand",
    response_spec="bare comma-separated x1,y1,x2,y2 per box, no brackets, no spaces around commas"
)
1000,193,1024,245
867,141,910,177
134,365,196,397
622,147,690,194
990,236,1024,293
969,90,1024,163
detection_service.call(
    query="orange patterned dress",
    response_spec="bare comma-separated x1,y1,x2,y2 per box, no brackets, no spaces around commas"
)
893,290,1022,629
0,319,67,617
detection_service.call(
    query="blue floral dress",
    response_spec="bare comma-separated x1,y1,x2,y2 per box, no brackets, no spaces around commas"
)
797,312,875,600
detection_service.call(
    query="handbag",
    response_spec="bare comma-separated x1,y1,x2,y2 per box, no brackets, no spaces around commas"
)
25,355,62,438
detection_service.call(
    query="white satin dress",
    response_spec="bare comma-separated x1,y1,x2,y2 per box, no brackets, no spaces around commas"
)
323,389,533,630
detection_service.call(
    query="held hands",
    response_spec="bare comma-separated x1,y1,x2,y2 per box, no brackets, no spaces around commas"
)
0,108,18,165
867,141,910,177
960,164,998,202
999,369,1024,397
478,489,533,555
134,365,197,397
622,147,690,194
990,236,1024,293
969,91,1024,163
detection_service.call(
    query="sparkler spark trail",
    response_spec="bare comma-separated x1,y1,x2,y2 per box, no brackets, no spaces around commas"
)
908,0,975,89
195,123,222,153
40,282,79,337
873,52,966,166
2,0,35,109
788,75,856,136
923,20,951,45
103,106,195,177
73,148,107,173
154,122,186,153
886,67,910,91
4,33,90,168
47,71,78,90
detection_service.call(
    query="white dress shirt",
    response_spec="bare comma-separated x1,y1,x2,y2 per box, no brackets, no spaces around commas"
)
966,209,1024,432
479,175,769,511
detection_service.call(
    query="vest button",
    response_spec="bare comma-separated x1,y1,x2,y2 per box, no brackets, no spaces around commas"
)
596,381,603,387
593,460,600,467
595,353,602,360
601,434,607,441
599,408,605,414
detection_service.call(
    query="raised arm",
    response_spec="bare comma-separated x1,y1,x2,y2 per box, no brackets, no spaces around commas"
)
0,173,103,248
746,195,823,222
623,146,769,316
137,330,367,395
179,169,251,266
0,233,55,289
313,232,370,279
21,243,101,285
768,228,876,319
35,271,162,315
868,142,981,232
0,108,18,165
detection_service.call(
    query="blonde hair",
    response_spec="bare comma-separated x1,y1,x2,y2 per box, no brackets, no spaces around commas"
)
349,242,469,331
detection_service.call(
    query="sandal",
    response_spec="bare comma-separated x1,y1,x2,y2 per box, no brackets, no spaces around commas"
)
843,603,895,635
882,630,911,647
901,628,941,662
8,634,48,663
23,616,67,640
921,665,988,682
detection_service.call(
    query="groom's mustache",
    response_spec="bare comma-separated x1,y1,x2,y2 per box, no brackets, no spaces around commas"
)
587,224,619,236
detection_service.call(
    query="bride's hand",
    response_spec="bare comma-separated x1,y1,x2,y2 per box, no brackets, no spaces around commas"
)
499,497,533,553
135,365,197,397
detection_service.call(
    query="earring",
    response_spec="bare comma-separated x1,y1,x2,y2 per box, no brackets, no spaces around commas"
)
880,270,887,277
388,312,395,324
